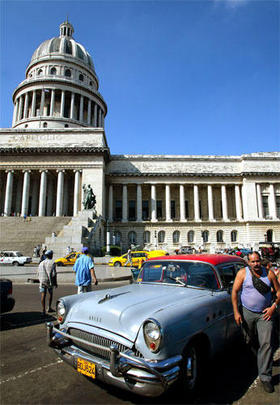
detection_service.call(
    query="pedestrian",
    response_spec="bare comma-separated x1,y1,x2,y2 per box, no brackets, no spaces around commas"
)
73,247,98,294
40,247,47,263
37,250,57,316
232,251,280,393
125,248,132,266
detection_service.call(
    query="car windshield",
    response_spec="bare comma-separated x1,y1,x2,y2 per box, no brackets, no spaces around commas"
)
138,260,219,290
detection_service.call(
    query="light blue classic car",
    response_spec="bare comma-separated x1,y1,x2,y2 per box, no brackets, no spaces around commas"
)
47,254,245,397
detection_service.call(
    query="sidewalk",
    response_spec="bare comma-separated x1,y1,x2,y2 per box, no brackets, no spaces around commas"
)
0,264,133,284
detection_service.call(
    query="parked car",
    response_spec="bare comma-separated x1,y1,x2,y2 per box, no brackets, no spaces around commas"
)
0,279,15,313
55,252,82,266
175,246,194,255
47,254,245,397
0,251,32,266
108,250,167,267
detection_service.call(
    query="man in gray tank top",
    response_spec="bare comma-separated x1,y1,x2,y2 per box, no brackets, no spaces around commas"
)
232,251,280,393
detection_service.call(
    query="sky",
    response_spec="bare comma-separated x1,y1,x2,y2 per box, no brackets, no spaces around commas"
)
0,0,279,155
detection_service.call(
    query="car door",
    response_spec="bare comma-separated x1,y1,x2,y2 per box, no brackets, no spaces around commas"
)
216,263,239,340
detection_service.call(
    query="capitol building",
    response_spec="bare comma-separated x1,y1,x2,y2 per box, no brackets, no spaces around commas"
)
0,21,279,256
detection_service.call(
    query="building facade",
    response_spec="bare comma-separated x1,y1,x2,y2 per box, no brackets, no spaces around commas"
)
1,21,280,253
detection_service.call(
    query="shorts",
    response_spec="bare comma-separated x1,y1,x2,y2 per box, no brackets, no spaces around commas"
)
39,285,53,293
77,285,92,294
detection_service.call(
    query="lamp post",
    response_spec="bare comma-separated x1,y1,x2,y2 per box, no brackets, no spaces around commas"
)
154,230,158,248
106,220,110,255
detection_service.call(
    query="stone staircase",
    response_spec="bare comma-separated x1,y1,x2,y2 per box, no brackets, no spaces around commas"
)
0,216,71,256
45,210,104,258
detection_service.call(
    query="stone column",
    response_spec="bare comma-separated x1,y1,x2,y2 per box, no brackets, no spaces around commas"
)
18,96,23,121
98,108,102,127
38,170,48,216
151,184,157,222
73,170,81,216
94,103,98,126
12,99,19,126
21,170,31,216
165,184,171,222
70,92,75,119
40,89,45,116
256,184,264,220
136,184,142,222
4,170,14,216
207,185,214,221
23,92,29,118
179,184,186,221
31,91,36,117
122,184,128,222
269,184,277,219
50,89,55,116
15,176,22,215
31,176,39,216
235,185,243,221
87,99,92,124
108,184,113,222
56,170,65,217
60,90,65,117
79,95,84,122
194,184,200,221
221,185,229,221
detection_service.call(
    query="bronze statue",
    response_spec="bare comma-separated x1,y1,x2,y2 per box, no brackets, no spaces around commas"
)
82,184,96,210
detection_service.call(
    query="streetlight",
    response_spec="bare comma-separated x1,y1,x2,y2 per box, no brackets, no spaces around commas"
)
154,230,158,248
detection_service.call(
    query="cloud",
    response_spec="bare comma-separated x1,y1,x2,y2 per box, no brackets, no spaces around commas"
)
213,0,249,9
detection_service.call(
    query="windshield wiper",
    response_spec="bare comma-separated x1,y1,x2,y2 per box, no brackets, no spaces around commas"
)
166,276,187,286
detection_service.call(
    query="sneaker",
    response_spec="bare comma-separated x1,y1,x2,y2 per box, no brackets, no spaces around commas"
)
48,308,55,313
261,380,274,393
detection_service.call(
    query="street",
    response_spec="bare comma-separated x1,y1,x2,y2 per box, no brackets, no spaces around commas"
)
0,283,279,404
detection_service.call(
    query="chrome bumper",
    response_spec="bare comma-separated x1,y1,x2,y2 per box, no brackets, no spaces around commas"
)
47,322,182,397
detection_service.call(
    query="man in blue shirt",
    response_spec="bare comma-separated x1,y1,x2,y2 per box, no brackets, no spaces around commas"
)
73,247,98,293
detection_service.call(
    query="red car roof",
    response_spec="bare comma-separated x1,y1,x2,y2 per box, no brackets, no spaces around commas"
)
147,254,246,266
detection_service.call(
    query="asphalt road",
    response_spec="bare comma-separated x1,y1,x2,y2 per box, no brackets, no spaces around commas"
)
0,283,279,405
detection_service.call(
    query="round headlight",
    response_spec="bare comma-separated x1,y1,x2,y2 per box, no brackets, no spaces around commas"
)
56,300,66,323
143,320,162,353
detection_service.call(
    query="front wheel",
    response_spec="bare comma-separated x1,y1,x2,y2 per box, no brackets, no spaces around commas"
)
12,261,19,266
180,342,203,394
56,262,64,267
114,262,121,267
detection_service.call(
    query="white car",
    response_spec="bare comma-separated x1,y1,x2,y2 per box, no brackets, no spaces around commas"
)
0,251,32,266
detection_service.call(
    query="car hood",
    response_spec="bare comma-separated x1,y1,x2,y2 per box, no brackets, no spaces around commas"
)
66,284,209,342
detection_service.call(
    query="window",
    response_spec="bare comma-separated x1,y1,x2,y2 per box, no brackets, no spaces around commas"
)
43,122,48,128
89,81,93,86
128,200,136,221
217,230,223,242
158,231,165,243
64,124,69,128
50,67,56,75
231,230,237,242
171,200,176,219
157,200,162,219
142,200,149,220
218,264,236,288
38,69,43,76
143,231,150,244
276,196,280,218
113,231,121,246
79,74,84,81
188,230,194,243
65,69,71,77
262,196,269,218
202,230,209,243
115,200,122,221
266,229,273,243
173,230,180,243
128,231,137,244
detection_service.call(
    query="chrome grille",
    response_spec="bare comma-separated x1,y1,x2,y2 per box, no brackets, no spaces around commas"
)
68,328,142,360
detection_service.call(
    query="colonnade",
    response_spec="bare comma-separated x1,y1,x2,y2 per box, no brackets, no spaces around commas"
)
13,88,105,127
107,182,279,223
2,169,82,217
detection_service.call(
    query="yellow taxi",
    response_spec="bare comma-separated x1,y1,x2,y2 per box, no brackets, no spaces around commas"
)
55,252,82,266
108,250,167,268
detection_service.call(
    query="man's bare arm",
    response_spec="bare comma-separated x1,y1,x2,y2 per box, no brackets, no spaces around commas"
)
231,268,245,326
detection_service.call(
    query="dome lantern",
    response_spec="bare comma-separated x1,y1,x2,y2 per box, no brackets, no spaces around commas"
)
59,19,74,38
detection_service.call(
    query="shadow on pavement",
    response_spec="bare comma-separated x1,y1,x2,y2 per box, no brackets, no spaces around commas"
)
86,342,258,405
0,311,56,331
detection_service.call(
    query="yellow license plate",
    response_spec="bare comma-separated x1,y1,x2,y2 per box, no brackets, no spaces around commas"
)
77,358,96,379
